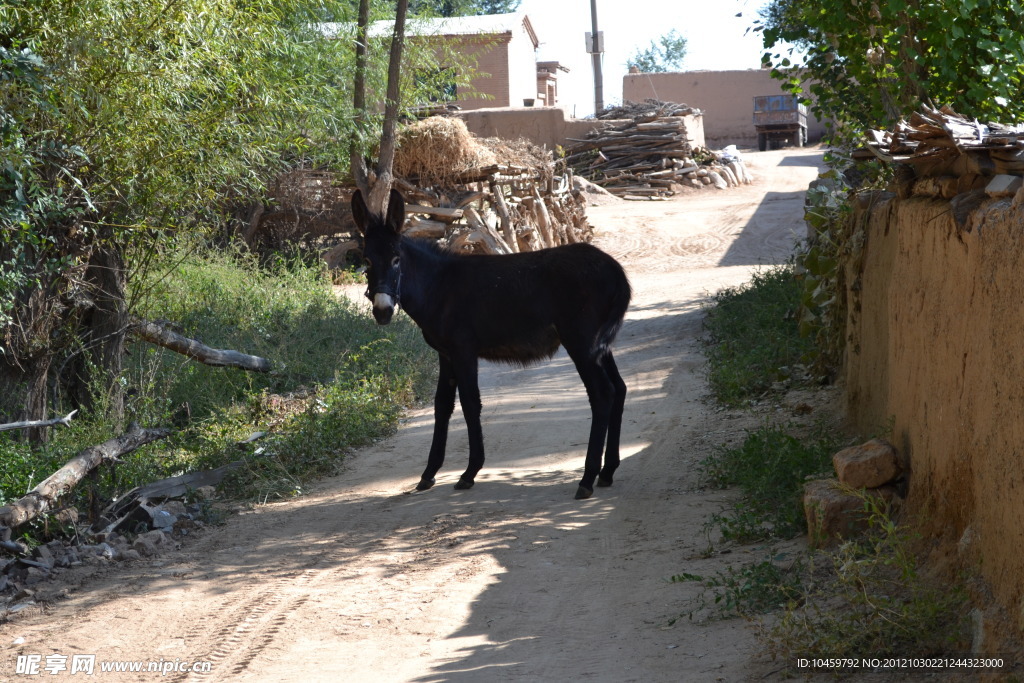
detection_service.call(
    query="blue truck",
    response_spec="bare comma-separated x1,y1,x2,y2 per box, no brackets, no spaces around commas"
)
753,95,808,151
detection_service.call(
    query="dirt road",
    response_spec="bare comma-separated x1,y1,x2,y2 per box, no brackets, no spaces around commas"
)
1,148,826,682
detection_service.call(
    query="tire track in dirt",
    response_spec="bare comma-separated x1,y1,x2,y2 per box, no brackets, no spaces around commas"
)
172,567,320,680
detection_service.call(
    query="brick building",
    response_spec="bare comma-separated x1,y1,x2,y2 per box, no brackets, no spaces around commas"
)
405,13,544,110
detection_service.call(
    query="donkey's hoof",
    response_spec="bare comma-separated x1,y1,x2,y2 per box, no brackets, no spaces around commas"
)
575,485,594,500
596,475,614,488
415,478,436,491
454,478,475,490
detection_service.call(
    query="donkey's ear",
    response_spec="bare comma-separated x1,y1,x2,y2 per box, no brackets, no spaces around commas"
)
351,189,368,233
385,189,406,235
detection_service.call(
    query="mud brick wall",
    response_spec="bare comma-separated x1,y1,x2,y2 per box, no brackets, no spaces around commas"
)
844,190,1024,646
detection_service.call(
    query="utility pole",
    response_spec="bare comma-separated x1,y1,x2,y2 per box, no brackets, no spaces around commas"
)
588,0,604,115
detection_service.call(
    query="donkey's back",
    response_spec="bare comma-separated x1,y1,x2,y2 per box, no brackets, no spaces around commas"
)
437,242,631,366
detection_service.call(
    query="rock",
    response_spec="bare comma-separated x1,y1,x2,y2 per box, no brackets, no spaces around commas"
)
139,504,177,530
194,485,217,500
573,176,613,196
95,542,118,561
158,500,187,517
985,174,1023,198
728,160,752,185
1013,183,1024,209
31,544,55,568
173,518,198,536
139,530,168,546
707,171,728,190
132,537,159,557
804,478,902,548
720,166,739,187
121,549,143,562
24,567,49,585
832,438,902,488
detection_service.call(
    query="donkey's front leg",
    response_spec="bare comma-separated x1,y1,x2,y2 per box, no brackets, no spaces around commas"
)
453,355,484,490
418,355,456,491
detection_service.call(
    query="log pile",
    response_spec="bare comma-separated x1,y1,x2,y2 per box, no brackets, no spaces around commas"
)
565,100,752,198
242,169,354,251
392,117,592,254
860,104,1024,201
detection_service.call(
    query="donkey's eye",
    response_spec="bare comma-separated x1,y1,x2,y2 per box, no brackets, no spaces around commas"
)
391,256,400,267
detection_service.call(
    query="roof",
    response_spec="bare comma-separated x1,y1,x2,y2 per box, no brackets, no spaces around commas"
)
319,13,538,47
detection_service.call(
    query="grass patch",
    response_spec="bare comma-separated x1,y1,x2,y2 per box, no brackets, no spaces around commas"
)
700,423,841,542
0,245,436,540
703,264,815,406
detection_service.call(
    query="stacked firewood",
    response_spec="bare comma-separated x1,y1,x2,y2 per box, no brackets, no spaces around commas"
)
391,117,592,254
394,166,591,255
565,100,751,198
860,104,1024,199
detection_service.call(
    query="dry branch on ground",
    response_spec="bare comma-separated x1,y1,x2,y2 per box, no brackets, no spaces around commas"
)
0,425,171,534
132,319,274,372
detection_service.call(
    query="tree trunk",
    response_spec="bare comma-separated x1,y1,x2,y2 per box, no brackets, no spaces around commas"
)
0,354,52,443
349,0,372,197
66,239,128,424
364,0,410,217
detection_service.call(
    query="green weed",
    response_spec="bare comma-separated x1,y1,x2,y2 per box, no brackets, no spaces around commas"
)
671,554,804,622
700,423,841,542
764,496,970,665
703,264,816,406
0,246,436,538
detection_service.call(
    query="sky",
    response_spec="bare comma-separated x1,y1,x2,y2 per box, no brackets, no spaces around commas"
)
516,0,789,117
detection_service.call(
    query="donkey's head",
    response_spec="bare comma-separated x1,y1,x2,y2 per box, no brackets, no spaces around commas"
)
352,188,406,325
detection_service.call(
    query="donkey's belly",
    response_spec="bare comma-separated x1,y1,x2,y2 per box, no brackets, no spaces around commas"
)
478,325,561,365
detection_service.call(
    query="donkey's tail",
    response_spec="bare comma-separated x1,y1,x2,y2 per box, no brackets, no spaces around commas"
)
596,268,632,356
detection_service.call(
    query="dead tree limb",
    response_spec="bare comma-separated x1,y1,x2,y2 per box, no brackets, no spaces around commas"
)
0,424,172,531
0,410,77,433
132,319,274,373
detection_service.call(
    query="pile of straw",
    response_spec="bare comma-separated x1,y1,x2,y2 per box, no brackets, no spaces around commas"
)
393,116,496,186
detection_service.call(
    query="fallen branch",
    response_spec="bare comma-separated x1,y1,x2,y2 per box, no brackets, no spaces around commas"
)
0,424,172,532
0,410,77,433
132,319,274,373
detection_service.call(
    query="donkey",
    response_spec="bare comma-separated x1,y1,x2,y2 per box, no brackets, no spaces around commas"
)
352,188,630,499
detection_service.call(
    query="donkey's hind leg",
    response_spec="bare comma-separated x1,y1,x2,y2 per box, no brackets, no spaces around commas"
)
597,351,627,488
418,355,457,491
453,355,484,490
568,348,616,500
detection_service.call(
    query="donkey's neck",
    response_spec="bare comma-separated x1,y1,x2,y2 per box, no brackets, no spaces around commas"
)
396,237,447,325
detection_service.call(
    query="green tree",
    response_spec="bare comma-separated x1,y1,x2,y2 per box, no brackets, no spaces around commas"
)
409,0,520,16
0,0,456,433
626,30,687,73
758,0,1024,130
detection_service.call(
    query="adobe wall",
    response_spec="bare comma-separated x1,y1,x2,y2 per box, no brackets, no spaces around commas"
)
844,190,1024,645
622,69,828,148
457,106,705,153
440,35,510,109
